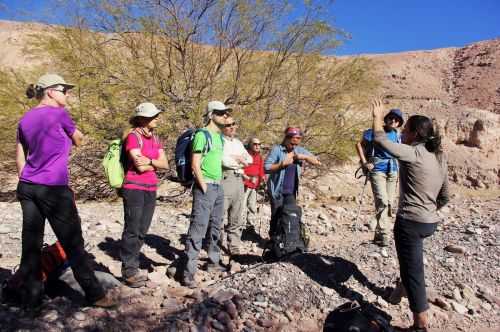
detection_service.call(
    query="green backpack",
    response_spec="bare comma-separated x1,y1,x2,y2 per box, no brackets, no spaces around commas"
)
102,131,143,188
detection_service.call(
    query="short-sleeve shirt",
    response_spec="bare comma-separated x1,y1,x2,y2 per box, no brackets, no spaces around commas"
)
17,106,76,186
123,132,162,191
192,129,224,181
362,128,400,173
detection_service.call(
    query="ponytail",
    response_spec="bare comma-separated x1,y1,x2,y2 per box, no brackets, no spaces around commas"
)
407,115,443,160
26,84,44,99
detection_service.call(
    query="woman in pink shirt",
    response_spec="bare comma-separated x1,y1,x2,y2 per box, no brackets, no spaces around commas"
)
120,102,168,287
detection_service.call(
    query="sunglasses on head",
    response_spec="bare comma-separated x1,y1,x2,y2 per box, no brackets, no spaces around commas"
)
212,109,229,116
225,122,237,128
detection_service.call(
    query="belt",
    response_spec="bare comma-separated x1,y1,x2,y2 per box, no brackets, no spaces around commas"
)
223,170,242,178
204,179,221,185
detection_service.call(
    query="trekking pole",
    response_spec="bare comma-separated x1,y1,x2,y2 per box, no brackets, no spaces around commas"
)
353,166,369,230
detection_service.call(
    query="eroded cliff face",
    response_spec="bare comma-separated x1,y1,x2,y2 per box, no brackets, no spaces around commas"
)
367,39,500,188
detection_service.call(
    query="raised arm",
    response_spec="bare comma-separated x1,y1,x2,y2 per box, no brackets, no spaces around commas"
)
372,99,416,163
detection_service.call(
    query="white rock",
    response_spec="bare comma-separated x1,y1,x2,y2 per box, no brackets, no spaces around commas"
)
450,301,468,315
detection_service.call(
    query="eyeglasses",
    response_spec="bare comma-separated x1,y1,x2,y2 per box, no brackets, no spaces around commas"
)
51,87,68,95
252,143,261,146
212,109,229,116
225,122,237,128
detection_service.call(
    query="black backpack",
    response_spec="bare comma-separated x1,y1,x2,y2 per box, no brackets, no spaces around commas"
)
323,301,394,332
266,203,307,259
174,128,213,185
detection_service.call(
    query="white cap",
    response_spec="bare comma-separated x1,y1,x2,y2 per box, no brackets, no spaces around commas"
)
205,100,232,115
36,73,75,89
134,102,162,118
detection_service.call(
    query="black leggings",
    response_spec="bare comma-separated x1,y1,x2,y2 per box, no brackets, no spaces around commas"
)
16,182,105,306
394,217,437,313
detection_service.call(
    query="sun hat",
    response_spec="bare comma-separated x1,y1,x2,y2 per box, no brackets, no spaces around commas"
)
134,102,162,118
36,74,75,89
384,109,404,127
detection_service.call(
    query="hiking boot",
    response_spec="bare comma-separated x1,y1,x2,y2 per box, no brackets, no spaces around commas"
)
373,233,390,247
181,275,197,289
206,262,228,273
93,292,118,309
123,270,148,288
387,279,407,305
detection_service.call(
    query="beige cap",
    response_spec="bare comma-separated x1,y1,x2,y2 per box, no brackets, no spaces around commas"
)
205,100,232,115
134,102,162,118
36,74,75,89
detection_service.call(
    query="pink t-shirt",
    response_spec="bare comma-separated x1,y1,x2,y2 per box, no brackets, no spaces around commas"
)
123,132,162,191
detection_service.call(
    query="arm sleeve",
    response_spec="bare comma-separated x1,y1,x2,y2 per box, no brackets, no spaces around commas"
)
125,133,140,152
242,142,253,164
374,131,416,163
264,145,280,173
192,131,207,154
437,160,450,209
222,141,240,169
60,109,76,137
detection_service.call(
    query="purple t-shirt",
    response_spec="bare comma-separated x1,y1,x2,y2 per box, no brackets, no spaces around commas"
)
17,106,76,186
282,163,297,195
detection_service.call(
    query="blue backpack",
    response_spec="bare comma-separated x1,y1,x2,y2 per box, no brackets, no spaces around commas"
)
174,128,214,185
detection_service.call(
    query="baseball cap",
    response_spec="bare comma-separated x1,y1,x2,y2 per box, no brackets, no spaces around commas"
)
134,102,162,118
205,100,232,115
36,74,75,89
384,109,404,127
284,127,303,137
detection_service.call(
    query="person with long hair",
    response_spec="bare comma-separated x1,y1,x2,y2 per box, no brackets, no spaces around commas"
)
120,102,168,287
16,74,116,309
372,99,449,332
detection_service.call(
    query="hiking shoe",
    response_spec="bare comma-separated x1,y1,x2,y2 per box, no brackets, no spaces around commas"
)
123,270,148,288
387,279,407,305
206,263,228,273
373,233,390,247
181,275,197,289
93,292,118,309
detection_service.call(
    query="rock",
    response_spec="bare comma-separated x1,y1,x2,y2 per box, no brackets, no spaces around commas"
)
480,302,492,311
224,300,238,319
298,318,318,332
42,310,59,322
450,301,468,315
211,319,226,331
148,269,168,284
477,286,500,306
73,312,86,321
444,245,466,254
284,310,294,322
376,296,388,308
460,285,476,302
452,288,462,301
211,289,237,304
161,298,182,314
216,311,231,325
166,265,177,278
380,248,389,258
318,213,328,220
230,262,242,273
431,297,451,311
257,318,273,328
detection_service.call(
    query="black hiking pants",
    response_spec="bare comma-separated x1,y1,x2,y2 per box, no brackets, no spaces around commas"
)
269,194,296,237
120,189,156,278
394,217,437,313
16,182,105,306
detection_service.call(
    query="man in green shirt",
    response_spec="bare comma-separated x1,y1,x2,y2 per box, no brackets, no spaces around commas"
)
182,100,231,288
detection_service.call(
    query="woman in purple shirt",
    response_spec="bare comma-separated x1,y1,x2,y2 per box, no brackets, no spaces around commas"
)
15,74,115,309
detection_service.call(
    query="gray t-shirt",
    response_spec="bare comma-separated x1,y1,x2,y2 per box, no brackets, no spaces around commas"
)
374,131,449,224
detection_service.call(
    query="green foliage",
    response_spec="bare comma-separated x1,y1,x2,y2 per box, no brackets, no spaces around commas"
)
10,0,378,170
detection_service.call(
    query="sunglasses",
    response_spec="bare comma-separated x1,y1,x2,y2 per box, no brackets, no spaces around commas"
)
212,109,229,116
252,142,261,146
51,86,69,95
225,122,237,128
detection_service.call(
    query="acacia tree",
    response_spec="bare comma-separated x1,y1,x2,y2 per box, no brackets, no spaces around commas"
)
25,0,376,155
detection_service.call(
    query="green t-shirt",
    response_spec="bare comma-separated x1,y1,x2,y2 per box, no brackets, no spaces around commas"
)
192,129,224,181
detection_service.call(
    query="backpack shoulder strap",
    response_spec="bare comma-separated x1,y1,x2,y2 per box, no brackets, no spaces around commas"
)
195,128,213,154
130,130,143,149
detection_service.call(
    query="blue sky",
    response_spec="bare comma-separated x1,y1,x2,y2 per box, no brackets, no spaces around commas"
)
0,0,499,55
